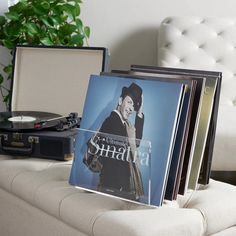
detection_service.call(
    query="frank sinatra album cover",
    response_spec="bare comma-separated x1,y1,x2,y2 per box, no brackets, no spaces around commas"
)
69,74,185,206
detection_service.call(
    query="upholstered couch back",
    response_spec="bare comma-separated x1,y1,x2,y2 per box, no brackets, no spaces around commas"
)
157,17,236,171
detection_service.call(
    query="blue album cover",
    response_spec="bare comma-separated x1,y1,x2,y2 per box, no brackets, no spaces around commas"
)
69,74,184,206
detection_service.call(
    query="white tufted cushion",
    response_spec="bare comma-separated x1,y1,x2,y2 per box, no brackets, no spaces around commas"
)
158,17,236,171
0,155,206,236
181,179,236,235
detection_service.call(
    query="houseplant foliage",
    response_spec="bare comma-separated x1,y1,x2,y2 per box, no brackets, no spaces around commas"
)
0,0,90,109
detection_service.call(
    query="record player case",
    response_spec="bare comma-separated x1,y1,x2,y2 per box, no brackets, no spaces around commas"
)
0,46,108,160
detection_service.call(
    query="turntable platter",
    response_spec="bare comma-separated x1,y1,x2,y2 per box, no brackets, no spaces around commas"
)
0,111,62,131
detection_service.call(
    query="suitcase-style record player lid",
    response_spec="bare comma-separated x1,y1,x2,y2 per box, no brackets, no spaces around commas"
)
11,46,108,116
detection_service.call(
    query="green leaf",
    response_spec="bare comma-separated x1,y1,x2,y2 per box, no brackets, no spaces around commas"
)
51,5,62,16
4,11,19,21
51,0,65,3
74,3,80,16
8,1,28,14
70,34,84,45
3,94,10,103
40,37,53,45
62,4,76,20
25,23,39,35
84,26,90,38
46,16,58,28
40,16,53,27
50,15,62,26
75,18,83,31
3,65,12,75
59,24,77,35
48,28,58,38
41,1,50,10
4,21,21,37
32,5,48,15
2,39,14,49
0,16,6,26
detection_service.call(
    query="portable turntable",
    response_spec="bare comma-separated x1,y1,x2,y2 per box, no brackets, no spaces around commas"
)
0,111,79,131
0,46,108,160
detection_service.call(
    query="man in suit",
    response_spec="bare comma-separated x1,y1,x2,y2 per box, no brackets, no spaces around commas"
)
98,82,145,200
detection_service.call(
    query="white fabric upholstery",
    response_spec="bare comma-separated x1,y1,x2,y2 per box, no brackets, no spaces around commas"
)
0,156,126,235
180,179,236,235
1,155,236,235
211,227,236,236
93,208,204,236
0,188,86,236
158,17,236,170
0,155,206,236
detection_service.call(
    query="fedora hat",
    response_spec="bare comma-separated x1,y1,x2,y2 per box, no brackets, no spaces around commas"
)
121,83,142,111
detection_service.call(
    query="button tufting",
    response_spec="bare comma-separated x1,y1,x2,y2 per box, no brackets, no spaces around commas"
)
199,19,206,24
164,42,171,48
232,100,236,106
217,31,224,36
181,30,187,35
215,59,222,63
163,18,172,24
198,44,205,49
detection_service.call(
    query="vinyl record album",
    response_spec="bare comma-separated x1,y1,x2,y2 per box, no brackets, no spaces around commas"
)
0,111,62,131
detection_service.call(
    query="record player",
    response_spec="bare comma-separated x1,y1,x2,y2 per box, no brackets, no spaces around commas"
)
0,46,108,160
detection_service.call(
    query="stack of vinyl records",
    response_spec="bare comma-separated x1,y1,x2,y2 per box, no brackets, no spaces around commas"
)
69,65,222,207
